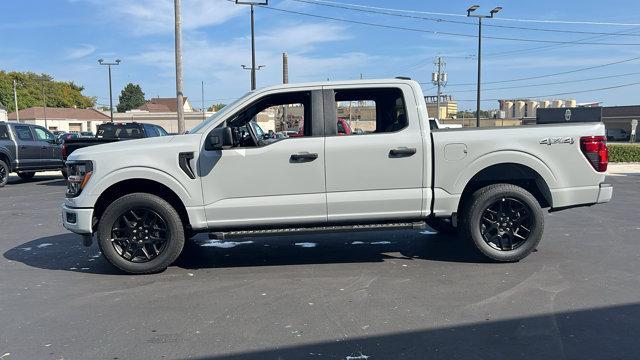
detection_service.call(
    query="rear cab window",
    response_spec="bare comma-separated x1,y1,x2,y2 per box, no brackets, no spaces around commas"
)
97,123,144,139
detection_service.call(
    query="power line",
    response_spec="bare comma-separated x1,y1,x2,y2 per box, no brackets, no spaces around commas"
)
485,26,640,58
453,81,640,102
262,6,640,46
295,0,640,27
440,55,640,86
290,0,640,37
445,71,640,93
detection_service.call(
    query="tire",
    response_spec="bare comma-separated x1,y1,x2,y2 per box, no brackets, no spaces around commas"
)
460,184,544,262
0,160,8,188
97,193,185,274
17,172,36,181
426,217,458,234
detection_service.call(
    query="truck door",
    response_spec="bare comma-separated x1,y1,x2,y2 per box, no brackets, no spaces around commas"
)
198,88,327,228
33,126,62,168
12,125,41,169
323,85,424,222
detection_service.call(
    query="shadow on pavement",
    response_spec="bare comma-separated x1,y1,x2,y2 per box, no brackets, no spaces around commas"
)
177,229,489,269
186,302,640,360
4,230,488,274
3,233,120,275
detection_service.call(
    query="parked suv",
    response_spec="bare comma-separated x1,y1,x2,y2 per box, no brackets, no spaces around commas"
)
0,121,64,187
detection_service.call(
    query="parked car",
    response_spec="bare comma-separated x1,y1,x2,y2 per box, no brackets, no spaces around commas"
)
606,128,630,141
61,122,169,164
0,121,64,187
61,79,612,274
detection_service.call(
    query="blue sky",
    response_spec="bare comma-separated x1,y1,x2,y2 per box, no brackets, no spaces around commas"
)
2,0,640,110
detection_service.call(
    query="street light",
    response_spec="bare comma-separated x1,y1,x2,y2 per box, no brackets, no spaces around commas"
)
467,5,501,128
98,58,121,122
235,0,268,90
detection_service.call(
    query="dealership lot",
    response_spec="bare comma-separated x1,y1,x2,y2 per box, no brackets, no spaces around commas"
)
1,173,639,360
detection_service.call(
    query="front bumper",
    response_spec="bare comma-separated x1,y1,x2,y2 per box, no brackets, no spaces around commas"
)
61,204,94,235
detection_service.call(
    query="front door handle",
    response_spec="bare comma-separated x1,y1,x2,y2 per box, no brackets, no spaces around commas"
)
290,152,318,163
20,145,27,149
41,146,47,149
389,147,417,158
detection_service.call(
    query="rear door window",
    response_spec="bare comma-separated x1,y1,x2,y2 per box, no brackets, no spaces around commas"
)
14,126,34,141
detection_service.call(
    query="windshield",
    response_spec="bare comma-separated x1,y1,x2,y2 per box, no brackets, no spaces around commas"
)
188,92,253,134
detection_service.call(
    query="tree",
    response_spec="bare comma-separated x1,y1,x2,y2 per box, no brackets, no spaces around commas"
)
207,103,226,112
0,70,96,112
116,83,145,112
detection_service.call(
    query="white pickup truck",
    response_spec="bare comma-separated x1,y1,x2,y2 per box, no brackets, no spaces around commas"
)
62,79,612,274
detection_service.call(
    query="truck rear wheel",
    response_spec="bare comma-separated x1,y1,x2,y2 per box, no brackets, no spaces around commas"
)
0,160,8,187
97,193,185,274
17,172,35,181
460,184,544,262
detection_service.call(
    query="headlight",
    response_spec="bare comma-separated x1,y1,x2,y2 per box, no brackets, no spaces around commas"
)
66,161,93,198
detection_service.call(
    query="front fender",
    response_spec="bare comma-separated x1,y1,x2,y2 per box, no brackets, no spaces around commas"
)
78,166,199,208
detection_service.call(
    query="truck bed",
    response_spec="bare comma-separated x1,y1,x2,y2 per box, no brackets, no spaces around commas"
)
430,122,608,214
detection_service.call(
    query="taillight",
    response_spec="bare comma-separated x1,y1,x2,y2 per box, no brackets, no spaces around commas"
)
61,143,68,158
580,136,608,172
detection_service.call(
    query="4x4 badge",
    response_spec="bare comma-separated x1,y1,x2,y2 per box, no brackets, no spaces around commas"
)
540,137,575,145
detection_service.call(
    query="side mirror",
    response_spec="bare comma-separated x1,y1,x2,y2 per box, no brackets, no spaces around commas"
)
205,126,234,151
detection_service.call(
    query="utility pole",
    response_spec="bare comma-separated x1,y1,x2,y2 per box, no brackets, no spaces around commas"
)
13,80,19,123
237,1,268,90
282,52,289,84
282,52,288,131
431,56,447,121
201,81,205,121
174,0,185,133
467,5,501,127
98,59,121,122
35,76,49,129
42,82,47,129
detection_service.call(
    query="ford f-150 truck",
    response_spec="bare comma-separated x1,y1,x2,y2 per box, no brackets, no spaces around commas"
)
0,121,64,187
61,79,612,274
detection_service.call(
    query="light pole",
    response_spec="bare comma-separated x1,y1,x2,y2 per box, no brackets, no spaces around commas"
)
236,0,268,90
98,59,121,122
467,5,501,128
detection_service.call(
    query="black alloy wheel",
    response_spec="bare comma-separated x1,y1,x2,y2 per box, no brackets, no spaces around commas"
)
480,197,532,251
461,183,544,262
110,208,169,263
97,193,185,274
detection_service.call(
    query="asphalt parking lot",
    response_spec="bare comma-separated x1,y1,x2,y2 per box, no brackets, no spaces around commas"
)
1,173,639,360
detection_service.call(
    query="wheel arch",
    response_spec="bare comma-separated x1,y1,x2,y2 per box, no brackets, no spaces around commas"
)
0,150,12,170
458,162,553,212
93,178,191,233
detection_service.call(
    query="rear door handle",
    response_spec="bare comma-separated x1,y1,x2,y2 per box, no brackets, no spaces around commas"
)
41,146,47,149
389,147,417,158
290,152,318,163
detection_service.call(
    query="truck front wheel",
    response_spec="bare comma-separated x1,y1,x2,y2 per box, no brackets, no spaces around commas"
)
97,193,185,274
460,184,544,262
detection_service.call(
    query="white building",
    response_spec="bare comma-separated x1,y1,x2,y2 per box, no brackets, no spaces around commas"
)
7,107,110,132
